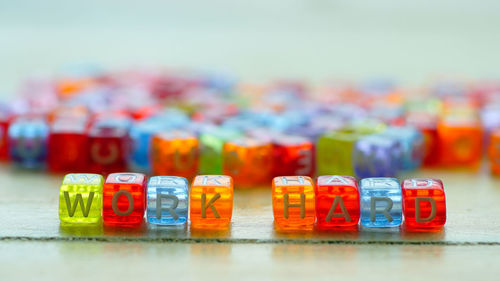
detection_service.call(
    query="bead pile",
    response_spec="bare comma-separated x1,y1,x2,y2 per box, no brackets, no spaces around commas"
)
1,67,499,181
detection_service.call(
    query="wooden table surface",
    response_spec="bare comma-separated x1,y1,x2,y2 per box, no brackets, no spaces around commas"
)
0,164,499,280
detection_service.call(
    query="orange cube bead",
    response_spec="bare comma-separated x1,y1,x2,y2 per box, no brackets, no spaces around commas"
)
151,131,199,179
489,129,500,175
223,137,272,186
272,176,315,231
190,175,233,229
437,114,482,167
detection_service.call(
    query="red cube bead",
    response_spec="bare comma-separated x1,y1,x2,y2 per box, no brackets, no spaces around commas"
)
402,178,446,229
406,112,440,166
103,173,146,227
315,175,360,229
0,112,12,161
272,135,315,178
47,118,89,173
88,120,130,175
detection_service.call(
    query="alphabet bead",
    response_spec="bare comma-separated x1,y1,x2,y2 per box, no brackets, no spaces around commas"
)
103,173,147,227
147,176,189,226
8,117,49,169
88,117,130,174
59,173,104,225
353,134,401,178
272,176,315,231
402,178,446,229
190,175,233,229
199,127,241,174
223,137,273,186
272,135,315,178
359,177,402,228
151,131,199,179
488,129,500,175
48,117,89,173
315,175,360,229
437,114,482,168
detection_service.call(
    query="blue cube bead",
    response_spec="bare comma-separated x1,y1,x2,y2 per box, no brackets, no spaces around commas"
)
129,111,189,172
128,120,166,172
359,177,402,228
382,126,424,170
8,117,49,168
147,176,189,226
353,134,402,178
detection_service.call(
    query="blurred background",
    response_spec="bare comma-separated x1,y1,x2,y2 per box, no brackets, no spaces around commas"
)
1,0,500,93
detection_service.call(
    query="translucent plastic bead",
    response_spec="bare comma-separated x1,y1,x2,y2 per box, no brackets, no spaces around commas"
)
59,173,104,225
359,177,402,228
103,173,147,227
381,126,424,170
272,176,315,231
8,117,49,169
353,134,401,178
147,176,189,226
315,175,360,229
151,131,199,179
402,178,446,229
190,175,233,229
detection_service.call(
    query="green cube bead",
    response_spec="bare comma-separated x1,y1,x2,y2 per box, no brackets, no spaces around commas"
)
199,128,241,174
317,122,385,176
58,173,104,225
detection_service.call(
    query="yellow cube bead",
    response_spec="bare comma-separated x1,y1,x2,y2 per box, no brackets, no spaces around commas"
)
59,173,104,225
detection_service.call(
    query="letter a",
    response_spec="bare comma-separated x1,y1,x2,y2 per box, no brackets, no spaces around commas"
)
325,196,351,222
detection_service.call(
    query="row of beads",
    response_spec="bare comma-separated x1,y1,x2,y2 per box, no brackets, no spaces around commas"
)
59,173,446,231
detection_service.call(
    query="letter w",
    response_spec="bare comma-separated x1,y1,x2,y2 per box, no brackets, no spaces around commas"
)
64,191,95,217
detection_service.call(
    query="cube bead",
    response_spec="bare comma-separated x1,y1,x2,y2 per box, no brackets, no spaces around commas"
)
488,129,500,176
59,173,104,225
190,175,233,229
402,178,446,229
88,118,130,174
151,131,199,179
48,118,89,173
147,176,189,225
353,134,401,178
437,115,482,168
103,173,147,227
381,126,425,170
223,137,272,186
315,175,360,229
359,177,402,228
272,135,315,178
272,176,315,231
8,117,49,168
316,125,378,176
199,128,241,174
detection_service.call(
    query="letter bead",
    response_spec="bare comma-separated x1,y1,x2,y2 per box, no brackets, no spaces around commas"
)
151,131,199,179
359,177,402,228
103,173,147,227
59,173,104,225
147,176,189,226
8,117,49,169
315,175,360,229
488,129,500,175
190,175,233,229
402,178,446,229
272,176,315,231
